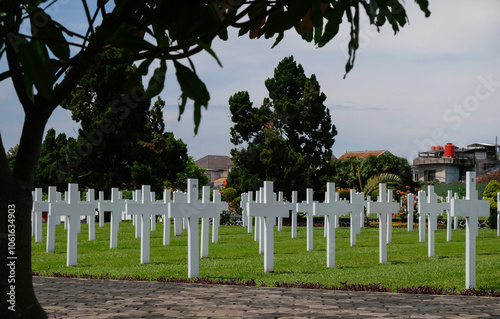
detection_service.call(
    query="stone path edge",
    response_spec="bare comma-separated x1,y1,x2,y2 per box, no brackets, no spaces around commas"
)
33,276,500,319
32,273,500,297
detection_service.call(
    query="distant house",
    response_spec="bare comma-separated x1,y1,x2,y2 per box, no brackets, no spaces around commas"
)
337,150,392,160
195,155,234,187
413,143,500,183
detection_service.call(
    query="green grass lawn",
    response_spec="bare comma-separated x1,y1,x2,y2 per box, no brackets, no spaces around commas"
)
31,221,500,291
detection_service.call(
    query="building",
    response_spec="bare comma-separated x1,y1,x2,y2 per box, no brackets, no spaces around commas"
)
337,150,393,160
195,155,234,187
413,143,500,183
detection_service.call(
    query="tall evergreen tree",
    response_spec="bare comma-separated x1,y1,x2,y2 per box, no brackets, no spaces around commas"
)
228,56,337,199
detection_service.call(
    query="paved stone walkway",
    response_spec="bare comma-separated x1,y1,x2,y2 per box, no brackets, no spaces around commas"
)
33,276,500,318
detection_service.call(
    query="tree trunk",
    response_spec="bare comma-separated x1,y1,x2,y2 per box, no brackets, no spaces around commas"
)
0,112,49,318
0,177,46,318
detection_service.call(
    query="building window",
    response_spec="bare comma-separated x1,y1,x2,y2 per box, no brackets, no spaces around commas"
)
424,170,436,182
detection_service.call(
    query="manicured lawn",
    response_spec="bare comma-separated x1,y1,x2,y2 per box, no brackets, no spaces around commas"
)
31,221,500,291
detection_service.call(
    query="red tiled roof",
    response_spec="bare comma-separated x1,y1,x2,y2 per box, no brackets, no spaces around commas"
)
195,155,234,171
337,150,391,160
477,169,500,184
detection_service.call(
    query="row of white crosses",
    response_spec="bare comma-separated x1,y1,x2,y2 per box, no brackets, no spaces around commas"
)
245,181,375,271
412,172,490,289
33,180,228,274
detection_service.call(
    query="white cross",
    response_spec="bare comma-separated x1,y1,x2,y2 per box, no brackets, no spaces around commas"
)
313,182,351,267
49,183,97,266
125,185,165,264
367,183,399,264
277,191,285,232
169,179,218,278
290,191,298,239
497,192,500,237
418,185,449,257
45,187,61,253
247,181,290,273
98,191,105,227
212,190,228,243
150,191,157,231
243,191,254,234
239,192,248,228
84,189,98,241
451,171,490,289
200,185,219,258
172,190,186,236
446,190,453,242
417,190,426,243
132,189,142,239
98,188,126,249
349,190,365,247
406,193,415,232
32,188,46,243
386,190,394,244
256,188,264,252
160,189,172,246
296,188,317,251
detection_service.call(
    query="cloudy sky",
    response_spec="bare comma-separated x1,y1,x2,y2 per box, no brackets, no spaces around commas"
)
1,1,499,164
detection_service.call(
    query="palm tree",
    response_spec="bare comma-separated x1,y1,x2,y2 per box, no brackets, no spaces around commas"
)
362,173,402,199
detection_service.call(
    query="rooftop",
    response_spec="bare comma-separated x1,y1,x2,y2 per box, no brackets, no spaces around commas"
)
337,150,391,160
195,155,234,171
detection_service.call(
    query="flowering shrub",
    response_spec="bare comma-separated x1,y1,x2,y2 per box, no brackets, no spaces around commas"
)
395,186,419,222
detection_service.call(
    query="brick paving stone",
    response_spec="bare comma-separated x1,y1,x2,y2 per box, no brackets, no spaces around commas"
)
33,276,500,318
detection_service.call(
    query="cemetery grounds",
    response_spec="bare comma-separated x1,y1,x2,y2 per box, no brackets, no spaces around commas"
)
31,220,500,293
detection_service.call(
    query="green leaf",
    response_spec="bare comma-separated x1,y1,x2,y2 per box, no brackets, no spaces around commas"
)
125,57,153,93
146,57,167,98
194,101,202,134
318,2,345,47
415,0,431,18
271,32,284,49
191,39,222,67
218,28,228,41
31,10,70,61
18,40,53,99
174,61,210,133
174,61,209,105
177,95,187,121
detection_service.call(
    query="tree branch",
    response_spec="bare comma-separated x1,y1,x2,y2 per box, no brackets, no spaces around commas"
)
0,70,12,82
13,107,50,185
0,134,12,183
6,45,35,113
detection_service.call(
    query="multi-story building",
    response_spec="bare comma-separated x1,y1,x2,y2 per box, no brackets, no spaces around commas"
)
413,143,500,183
